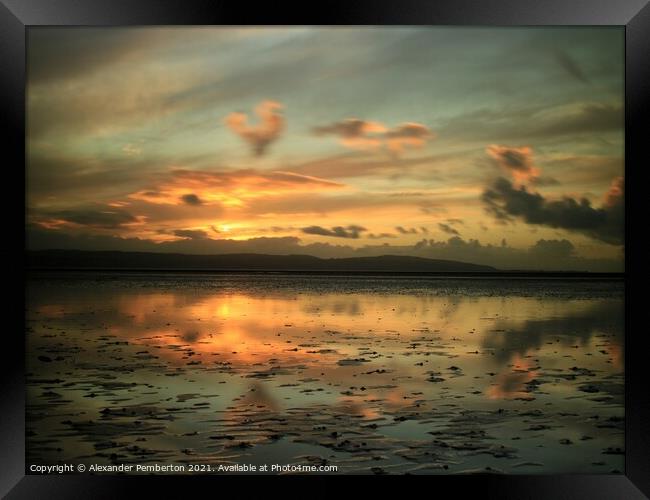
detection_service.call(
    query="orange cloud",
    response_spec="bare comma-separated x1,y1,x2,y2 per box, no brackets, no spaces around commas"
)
313,118,435,155
36,207,147,230
313,118,387,150
130,168,344,207
385,123,435,153
486,144,540,183
604,176,624,207
225,100,285,156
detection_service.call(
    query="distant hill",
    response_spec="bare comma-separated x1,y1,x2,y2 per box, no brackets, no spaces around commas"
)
27,249,498,273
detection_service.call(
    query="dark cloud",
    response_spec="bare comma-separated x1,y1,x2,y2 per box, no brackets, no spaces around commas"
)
28,28,161,85
313,118,434,154
367,233,397,239
385,123,432,140
225,101,285,156
440,102,623,143
180,193,203,206
552,48,589,84
486,144,540,183
27,225,623,272
406,236,619,271
301,225,367,239
541,154,622,185
529,239,575,259
384,123,436,153
312,118,385,151
481,176,623,245
487,145,534,173
313,119,382,139
546,102,623,137
27,40,201,140
27,153,158,202
530,176,560,186
47,208,137,228
27,226,304,255
438,223,460,236
290,151,453,180
395,226,419,235
419,201,448,215
173,229,208,240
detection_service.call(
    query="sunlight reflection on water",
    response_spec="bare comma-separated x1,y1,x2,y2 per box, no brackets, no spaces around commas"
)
26,274,624,474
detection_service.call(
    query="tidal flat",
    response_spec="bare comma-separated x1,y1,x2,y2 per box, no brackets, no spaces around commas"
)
26,272,624,474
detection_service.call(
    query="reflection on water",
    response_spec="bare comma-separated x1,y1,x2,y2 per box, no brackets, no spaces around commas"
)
26,273,624,474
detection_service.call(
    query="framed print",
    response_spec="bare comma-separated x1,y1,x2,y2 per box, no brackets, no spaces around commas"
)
3,0,649,497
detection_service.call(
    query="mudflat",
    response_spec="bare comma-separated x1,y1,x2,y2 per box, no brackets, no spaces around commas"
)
26,272,624,475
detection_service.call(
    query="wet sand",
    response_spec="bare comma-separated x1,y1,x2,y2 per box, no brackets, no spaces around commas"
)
26,272,624,474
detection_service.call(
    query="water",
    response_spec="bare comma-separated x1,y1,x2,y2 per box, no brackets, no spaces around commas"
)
26,272,624,474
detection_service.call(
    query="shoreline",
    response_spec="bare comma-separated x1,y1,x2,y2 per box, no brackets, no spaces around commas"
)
27,268,624,280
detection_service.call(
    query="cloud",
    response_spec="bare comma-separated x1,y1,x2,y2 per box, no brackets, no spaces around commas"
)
530,175,560,187
28,28,172,86
225,100,285,156
395,226,419,235
171,169,342,189
384,123,436,153
541,154,622,185
552,48,589,84
27,225,623,272
481,176,623,245
313,118,434,155
28,45,203,140
301,225,367,239
42,208,138,229
605,176,624,207
419,201,447,215
312,119,386,150
28,226,305,255
244,190,460,219
261,171,343,187
438,223,460,236
486,144,540,183
367,233,397,239
130,168,343,206
180,193,203,206
529,238,575,258
172,229,209,240
439,101,623,144
535,102,623,137
27,152,164,205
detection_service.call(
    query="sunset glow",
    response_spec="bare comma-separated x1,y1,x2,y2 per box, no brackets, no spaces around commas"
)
27,27,624,271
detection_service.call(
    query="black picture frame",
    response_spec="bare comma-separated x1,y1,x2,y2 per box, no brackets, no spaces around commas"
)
4,0,649,497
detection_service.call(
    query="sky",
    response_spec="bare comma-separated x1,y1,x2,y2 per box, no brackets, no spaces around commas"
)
26,27,625,271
